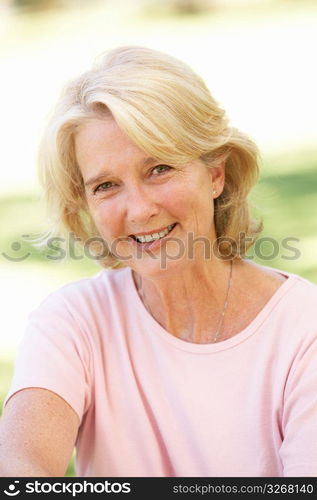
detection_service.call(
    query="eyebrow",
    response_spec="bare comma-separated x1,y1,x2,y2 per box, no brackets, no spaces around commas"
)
84,156,158,188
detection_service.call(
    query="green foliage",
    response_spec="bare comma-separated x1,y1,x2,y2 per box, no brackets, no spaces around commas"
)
0,147,315,282
65,452,76,477
0,360,14,418
248,148,317,283
0,192,99,275
149,0,212,15
13,0,61,11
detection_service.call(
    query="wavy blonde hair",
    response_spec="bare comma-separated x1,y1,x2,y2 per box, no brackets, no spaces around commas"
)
38,45,263,267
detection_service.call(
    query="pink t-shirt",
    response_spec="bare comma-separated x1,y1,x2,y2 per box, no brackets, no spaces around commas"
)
3,265,317,477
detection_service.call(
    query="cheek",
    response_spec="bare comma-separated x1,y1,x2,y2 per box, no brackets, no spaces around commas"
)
87,200,122,238
162,190,186,215
173,177,213,215
161,180,195,215
184,183,215,233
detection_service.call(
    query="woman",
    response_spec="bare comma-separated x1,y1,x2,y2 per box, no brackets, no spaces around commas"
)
1,46,316,477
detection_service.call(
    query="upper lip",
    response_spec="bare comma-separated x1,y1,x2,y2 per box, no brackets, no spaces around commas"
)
129,224,175,237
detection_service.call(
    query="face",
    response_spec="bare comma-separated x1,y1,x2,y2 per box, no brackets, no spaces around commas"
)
75,117,224,278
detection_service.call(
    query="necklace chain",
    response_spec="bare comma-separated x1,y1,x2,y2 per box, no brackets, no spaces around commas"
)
212,259,233,342
137,259,233,344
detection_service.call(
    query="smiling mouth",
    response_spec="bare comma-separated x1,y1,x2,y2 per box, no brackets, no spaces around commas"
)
129,223,177,244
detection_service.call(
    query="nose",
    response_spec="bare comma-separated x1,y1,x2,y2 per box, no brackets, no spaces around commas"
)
125,182,160,227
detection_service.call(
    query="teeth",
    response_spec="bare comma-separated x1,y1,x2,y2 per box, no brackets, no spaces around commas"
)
135,224,175,243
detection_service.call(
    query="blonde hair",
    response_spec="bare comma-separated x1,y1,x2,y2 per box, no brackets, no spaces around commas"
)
38,45,263,267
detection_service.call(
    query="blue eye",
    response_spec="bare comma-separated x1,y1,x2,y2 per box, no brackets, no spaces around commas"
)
94,181,114,193
152,165,172,175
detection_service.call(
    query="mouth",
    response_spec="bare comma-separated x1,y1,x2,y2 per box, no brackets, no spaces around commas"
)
129,223,177,249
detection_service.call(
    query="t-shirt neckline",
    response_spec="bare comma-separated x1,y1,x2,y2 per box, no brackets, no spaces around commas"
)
126,265,299,353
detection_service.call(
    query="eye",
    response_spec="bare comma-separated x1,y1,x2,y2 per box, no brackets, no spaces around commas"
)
93,181,114,194
151,164,172,176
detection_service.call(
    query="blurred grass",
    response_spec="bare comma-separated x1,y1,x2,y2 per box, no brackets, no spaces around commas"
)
0,360,14,417
0,192,99,275
0,146,316,281
247,146,317,283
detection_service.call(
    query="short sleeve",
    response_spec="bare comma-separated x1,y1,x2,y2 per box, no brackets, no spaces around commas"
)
2,292,92,424
280,331,317,476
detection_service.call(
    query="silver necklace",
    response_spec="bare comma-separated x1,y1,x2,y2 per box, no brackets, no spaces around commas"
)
212,259,233,342
136,259,233,344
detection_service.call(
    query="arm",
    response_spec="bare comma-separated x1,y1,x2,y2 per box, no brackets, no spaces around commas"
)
0,387,80,477
280,329,317,477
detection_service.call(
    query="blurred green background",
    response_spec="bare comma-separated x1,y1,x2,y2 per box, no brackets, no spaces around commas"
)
1,0,316,477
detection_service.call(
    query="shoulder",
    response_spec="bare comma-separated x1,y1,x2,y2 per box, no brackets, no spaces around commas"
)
36,266,131,313
256,261,317,308
256,262,317,338
22,267,132,362
239,259,317,301
238,258,288,289
233,259,317,335
25,267,134,345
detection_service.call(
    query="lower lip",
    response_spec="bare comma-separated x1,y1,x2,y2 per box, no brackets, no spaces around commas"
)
129,223,178,251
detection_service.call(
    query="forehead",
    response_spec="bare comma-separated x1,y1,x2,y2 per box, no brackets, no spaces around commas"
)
75,117,146,173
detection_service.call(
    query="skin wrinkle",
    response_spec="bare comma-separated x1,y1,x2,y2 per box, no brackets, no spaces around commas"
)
130,166,230,343
138,261,231,343
76,117,287,345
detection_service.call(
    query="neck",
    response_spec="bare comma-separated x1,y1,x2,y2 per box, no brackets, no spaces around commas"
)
133,258,235,344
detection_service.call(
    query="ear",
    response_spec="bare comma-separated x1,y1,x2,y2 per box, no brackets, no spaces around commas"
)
208,161,225,198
